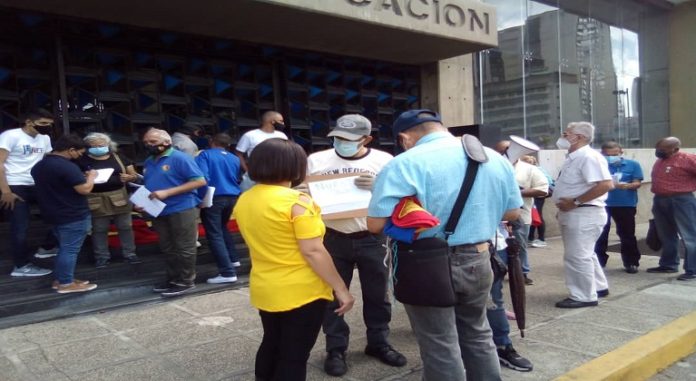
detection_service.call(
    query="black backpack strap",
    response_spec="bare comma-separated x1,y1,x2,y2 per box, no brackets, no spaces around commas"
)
444,156,479,239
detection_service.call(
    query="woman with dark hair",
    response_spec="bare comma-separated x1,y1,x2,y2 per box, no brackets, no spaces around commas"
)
233,138,354,381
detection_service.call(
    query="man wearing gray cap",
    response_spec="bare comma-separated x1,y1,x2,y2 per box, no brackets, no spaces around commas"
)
367,109,522,381
305,114,405,377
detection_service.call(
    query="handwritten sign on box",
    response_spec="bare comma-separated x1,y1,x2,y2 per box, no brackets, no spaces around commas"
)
305,173,371,220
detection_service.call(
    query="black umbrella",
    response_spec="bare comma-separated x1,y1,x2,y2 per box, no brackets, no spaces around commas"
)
505,236,526,337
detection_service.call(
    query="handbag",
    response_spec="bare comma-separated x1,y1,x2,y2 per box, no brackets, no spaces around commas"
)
646,218,662,251
392,143,481,307
531,205,542,227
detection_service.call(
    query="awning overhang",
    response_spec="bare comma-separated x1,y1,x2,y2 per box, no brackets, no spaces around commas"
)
0,0,498,64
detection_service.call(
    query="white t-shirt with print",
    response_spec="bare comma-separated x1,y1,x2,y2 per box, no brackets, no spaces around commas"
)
235,129,287,155
0,128,52,186
307,148,393,233
514,160,549,225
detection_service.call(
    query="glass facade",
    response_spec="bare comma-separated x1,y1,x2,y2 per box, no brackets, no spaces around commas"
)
475,0,670,148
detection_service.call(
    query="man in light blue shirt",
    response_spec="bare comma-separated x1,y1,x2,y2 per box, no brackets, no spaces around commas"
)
367,109,522,381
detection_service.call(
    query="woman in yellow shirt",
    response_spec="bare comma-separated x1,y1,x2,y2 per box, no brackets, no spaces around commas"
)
233,138,354,381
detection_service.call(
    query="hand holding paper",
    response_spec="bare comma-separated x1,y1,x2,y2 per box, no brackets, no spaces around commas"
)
93,168,114,184
129,186,166,217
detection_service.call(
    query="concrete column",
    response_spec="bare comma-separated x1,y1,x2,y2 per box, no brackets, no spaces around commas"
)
669,1,696,146
420,54,475,127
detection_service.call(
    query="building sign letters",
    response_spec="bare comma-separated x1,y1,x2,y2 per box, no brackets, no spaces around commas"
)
346,0,490,34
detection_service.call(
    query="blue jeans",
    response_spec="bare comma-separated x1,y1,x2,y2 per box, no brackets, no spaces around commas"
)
200,196,239,278
53,216,91,285
5,185,57,267
322,230,391,352
487,249,512,347
653,194,696,274
404,247,500,381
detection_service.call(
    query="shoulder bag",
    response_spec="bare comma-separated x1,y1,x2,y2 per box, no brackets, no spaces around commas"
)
392,137,481,307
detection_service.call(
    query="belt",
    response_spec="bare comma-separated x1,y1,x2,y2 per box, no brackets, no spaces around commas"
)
326,228,372,239
450,241,490,254
577,204,601,208
655,192,694,197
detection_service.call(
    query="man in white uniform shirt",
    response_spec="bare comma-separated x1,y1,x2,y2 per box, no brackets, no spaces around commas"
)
235,111,287,173
0,109,56,277
305,114,406,377
552,122,614,308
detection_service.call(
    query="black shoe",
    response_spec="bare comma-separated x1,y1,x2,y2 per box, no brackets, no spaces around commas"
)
95,259,110,269
152,282,174,293
646,266,678,273
524,275,534,285
161,284,195,297
597,289,609,298
677,273,696,281
126,256,142,265
497,345,533,372
324,350,347,377
555,298,598,309
364,345,407,367
624,265,638,274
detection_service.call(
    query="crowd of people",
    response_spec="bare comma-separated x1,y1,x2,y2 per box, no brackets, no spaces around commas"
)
1,107,696,380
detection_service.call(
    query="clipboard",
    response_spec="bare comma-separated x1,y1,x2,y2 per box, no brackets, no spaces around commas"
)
304,173,370,220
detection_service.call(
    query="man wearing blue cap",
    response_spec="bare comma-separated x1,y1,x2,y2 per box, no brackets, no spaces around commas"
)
367,109,522,381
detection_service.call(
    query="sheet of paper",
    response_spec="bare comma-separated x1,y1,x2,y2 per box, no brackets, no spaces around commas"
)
93,168,115,184
308,176,372,215
201,186,215,208
129,186,166,217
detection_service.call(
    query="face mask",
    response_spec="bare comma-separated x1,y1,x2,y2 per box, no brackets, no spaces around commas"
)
272,122,285,131
34,125,53,134
88,146,110,156
145,144,164,156
605,155,622,165
334,138,362,157
556,137,571,150
655,150,669,159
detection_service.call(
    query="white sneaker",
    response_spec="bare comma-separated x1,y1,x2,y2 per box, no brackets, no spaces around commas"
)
231,261,241,267
531,240,547,248
207,275,238,284
34,247,58,258
11,264,52,277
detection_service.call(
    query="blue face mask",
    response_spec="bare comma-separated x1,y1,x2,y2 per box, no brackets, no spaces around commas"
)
605,155,622,165
334,138,362,157
88,146,110,156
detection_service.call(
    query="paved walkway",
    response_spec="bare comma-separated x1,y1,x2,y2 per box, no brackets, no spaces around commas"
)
1,224,695,380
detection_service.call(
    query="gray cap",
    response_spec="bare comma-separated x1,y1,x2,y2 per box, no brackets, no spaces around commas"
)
327,114,371,140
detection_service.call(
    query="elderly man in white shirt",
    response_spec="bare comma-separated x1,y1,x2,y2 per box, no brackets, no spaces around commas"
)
552,122,614,308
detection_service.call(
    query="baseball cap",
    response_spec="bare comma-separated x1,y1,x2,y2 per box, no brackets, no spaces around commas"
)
392,109,442,135
327,114,372,140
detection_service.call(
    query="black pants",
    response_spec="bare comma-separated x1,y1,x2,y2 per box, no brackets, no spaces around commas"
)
528,197,546,241
256,299,328,381
594,206,641,267
322,230,391,353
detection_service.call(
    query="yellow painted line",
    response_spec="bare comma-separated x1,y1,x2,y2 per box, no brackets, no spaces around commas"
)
554,310,696,381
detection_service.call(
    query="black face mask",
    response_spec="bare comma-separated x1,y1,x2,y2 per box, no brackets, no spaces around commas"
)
655,150,669,159
272,122,285,131
145,144,165,156
34,125,53,135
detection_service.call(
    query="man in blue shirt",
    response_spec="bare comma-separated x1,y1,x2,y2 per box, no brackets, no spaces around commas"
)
367,109,522,381
195,133,242,284
594,141,643,273
142,128,206,297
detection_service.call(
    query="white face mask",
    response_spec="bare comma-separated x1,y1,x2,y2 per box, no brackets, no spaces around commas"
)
556,137,571,150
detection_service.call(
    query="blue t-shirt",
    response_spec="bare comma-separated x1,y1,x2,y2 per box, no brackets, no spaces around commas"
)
606,158,643,207
143,148,205,216
368,131,522,246
195,148,241,197
30,155,89,225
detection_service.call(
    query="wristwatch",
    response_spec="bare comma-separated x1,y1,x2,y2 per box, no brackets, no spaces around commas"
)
573,198,582,206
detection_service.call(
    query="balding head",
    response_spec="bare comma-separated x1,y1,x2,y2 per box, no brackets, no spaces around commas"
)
143,128,172,145
494,140,511,155
260,111,284,131
655,136,681,159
